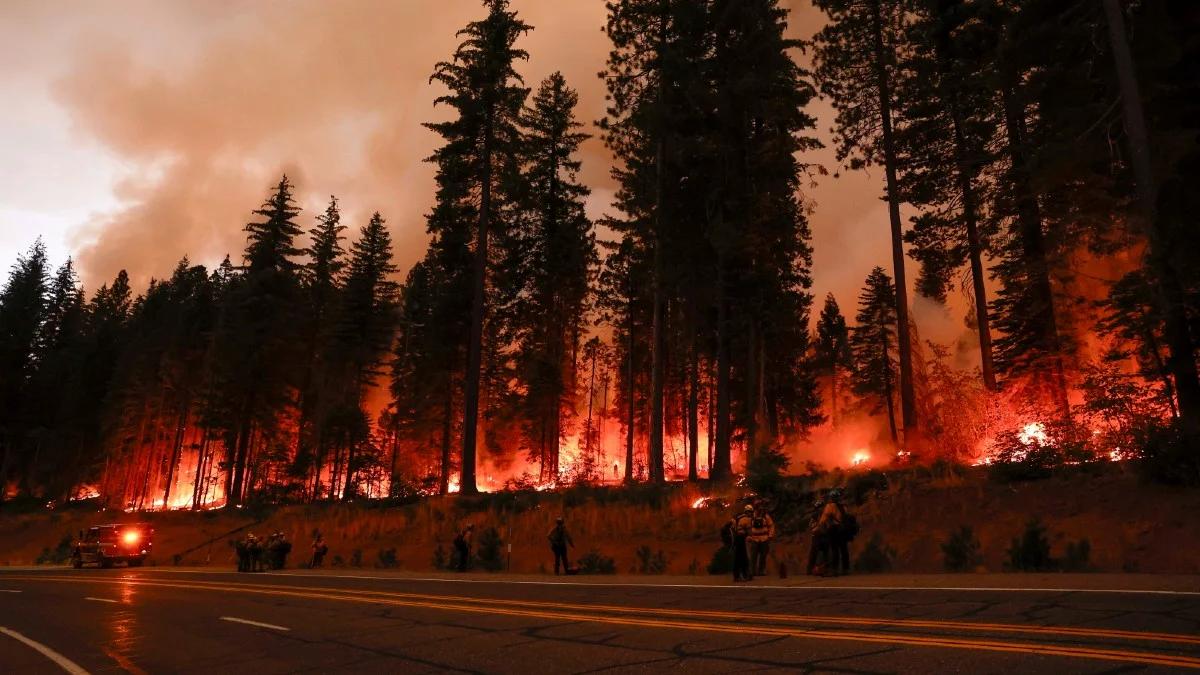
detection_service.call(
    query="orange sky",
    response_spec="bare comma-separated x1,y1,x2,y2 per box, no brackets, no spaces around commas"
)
0,0,971,351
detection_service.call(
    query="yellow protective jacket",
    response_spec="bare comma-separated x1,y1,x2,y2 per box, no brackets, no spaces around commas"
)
748,513,775,543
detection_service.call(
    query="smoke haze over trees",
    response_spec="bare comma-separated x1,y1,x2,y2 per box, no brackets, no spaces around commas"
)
1,0,1198,507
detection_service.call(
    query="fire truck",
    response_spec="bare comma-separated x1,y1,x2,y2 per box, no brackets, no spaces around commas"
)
70,523,153,568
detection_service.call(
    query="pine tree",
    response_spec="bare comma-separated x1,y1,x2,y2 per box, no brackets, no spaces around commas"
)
895,0,998,390
427,0,531,494
297,197,346,497
851,267,900,444
812,0,920,438
217,175,306,506
506,72,596,482
0,240,50,499
334,213,400,498
814,294,854,426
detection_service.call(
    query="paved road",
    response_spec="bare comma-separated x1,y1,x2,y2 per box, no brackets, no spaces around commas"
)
1,568,1199,673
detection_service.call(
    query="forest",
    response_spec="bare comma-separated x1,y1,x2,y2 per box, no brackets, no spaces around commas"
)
0,0,1197,510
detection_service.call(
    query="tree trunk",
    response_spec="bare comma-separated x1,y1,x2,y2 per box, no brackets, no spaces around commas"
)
745,320,759,457
1000,83,1070,416
647,0,669,485
459,110,494,496
624,308,636,483
947,106,996,390
687,337,699,482
882,334,899,445
713,251,733,481
1103,0,1200,434
869,0,919,437
440,373,453,495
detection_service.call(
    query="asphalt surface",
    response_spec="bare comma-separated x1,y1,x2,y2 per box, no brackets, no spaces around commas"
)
1,567,1199,674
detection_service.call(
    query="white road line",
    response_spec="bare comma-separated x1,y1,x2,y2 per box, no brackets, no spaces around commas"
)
219,616,290,631
0,589,22,593
83,597,118,604
0,626,91,675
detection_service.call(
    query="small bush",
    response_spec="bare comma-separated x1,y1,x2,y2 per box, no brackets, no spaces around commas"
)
706,545,733,575
853,533,894,573
331,554,346,568
349,549,363,568
475,526,505,571
575,549,617,575
431,544,448,570
635,545,669,574
1137,422,1200,486
376,548,399,569
745,445,790,496
941,526,983,572
845,470,890,505
1006,518,1053,571
36,534,74,565
1062,539,1091,572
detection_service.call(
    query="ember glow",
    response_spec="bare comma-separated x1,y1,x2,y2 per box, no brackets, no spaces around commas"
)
850,450,870,467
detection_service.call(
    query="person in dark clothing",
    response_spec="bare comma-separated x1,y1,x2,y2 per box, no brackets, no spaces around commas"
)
828,491,852,575
235,537,249,572
454,523,474,572
310,535,328,568
748,503,776,577
246,533,264,572
730,505,754,582
267,532,291,570
547,517,574,575
806,498,831,576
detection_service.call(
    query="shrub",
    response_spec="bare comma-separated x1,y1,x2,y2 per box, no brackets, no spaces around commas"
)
475,526,505,571
376,548,399,569
1137,422,1200,486
845,470,890,505
575,549,617,575
432,544,448,570
1006,519,1053,571
331,554,346,568
745,445,791,496
941,526,982,572
1062,539,1091,572
36,534,74,565
349,549,363,568
853,533,894,573
706,545,733,575
635,545,669,574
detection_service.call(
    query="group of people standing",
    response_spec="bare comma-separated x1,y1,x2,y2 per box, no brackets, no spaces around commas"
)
234,531,292,572
724,489,856,581
725,500,777,582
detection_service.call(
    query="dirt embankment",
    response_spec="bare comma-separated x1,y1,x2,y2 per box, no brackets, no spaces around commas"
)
1,468,1196,575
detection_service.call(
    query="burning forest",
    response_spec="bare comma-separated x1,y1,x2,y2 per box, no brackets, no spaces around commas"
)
1,0,1198,513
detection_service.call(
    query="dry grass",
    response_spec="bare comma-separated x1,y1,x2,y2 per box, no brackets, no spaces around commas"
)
4,469,1197,574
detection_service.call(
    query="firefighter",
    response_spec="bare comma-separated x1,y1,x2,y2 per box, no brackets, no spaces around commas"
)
268,532,292,570
454,523,474,572
235,536,249,572
246,533,264,572
806,497,831,576
547,517,574,575
310,534,328,568
748,501,776,577
730,504,754,582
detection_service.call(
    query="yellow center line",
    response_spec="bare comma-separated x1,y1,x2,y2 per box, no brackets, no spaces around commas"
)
10,575,1200,669
32,574,1194,647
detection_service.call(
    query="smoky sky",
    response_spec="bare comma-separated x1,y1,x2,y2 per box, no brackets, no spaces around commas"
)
0,0,969,348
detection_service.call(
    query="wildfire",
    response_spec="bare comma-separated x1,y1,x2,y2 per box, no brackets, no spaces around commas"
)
691,496,707,509
850,450,870,467
1018,422,1050,446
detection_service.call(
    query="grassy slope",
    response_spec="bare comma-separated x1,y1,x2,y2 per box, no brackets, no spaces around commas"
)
2,466,1196,574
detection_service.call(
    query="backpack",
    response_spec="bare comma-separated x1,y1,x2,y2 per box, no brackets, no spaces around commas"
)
720,520,734,547
840,512,860,541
